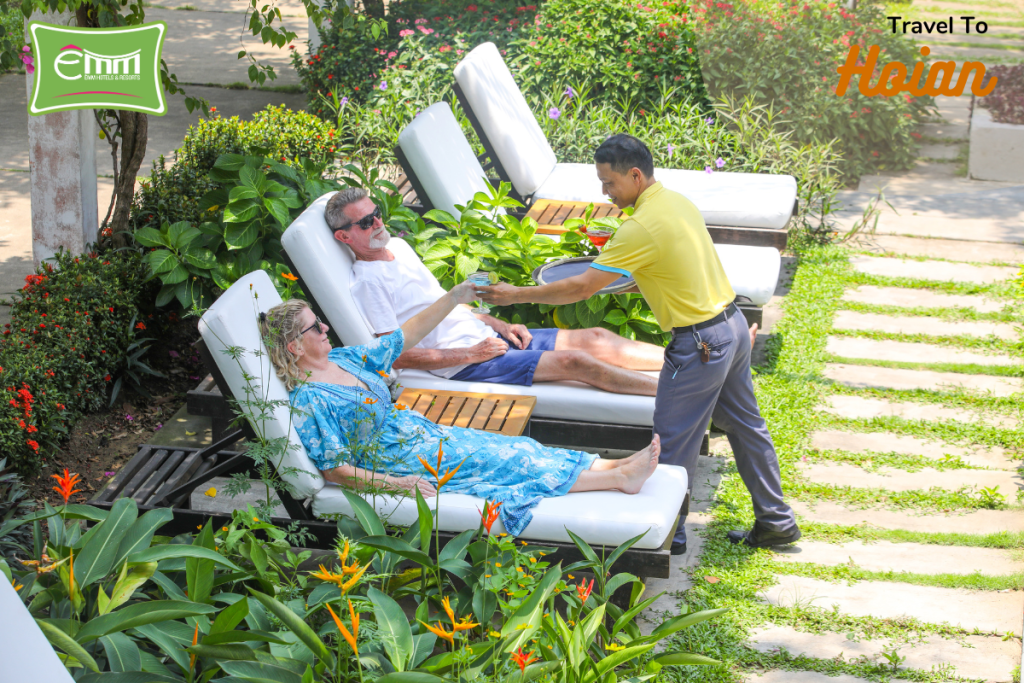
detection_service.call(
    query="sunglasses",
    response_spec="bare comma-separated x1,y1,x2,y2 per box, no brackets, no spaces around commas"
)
300,316,326,336
336,206,382,232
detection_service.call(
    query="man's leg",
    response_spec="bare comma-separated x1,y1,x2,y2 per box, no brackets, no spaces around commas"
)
653,330,732,548
532,351,657,396
555,328,665,370
710,308,797,541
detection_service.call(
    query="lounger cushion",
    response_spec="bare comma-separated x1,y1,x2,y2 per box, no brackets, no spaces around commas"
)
717,244,780,306
312,464,686,550
398,102,497,218
199,270,326,500
281,192,376,348
534,163,798,231
453,42,557,197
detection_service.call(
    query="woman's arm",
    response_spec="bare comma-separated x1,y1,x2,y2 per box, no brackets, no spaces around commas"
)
399,281,478,350
322,463,437,497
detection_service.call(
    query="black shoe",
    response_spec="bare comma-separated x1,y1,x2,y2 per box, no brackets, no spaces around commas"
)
727,522,801,549
670,540,687,556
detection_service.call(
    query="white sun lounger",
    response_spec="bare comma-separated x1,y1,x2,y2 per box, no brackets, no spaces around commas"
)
451,42,797,237
198,269,687,564
398,103,781,311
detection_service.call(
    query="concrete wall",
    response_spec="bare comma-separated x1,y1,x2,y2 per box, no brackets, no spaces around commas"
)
968,105,1024,183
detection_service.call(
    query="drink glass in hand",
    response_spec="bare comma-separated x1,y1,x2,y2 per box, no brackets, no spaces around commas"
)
468,271,493,314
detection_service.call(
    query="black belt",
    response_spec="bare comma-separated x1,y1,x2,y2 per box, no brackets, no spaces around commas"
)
672,301,738,336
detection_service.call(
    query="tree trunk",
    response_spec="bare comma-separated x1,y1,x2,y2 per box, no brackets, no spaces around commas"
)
109,112,148,249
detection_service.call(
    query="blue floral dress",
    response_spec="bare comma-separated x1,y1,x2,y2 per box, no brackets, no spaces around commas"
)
289,329,598,536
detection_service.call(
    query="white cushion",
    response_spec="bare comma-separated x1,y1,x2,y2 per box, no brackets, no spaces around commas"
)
453,42,557,197
398,370,656,426
534,163,797,231
716,244,781,306
198,270,326,500
281,193,376,348
313,464,686,550
398,102,499,218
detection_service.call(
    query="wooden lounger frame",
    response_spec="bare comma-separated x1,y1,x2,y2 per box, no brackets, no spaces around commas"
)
94,338,697,579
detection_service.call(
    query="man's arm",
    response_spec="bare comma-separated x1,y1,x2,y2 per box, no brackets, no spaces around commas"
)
378,331,507,370
477,267,621,306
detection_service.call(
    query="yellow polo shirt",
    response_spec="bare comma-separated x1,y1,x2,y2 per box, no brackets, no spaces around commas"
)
591,182,735,331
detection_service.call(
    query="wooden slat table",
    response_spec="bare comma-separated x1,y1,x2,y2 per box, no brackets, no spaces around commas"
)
398,388,536,437
524,198,788,251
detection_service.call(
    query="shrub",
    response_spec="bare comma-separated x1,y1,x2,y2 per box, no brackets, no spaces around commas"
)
517,0,707,110
0,250,156,475
693,0,934,180
979,64,1024,125
132,106,341,234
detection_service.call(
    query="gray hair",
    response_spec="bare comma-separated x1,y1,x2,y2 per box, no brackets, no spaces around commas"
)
324,188,369,231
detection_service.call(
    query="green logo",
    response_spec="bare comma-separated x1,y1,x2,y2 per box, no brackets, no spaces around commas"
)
28,22,167,116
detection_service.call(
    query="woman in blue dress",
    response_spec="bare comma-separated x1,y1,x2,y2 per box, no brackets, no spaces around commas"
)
259,282,660,537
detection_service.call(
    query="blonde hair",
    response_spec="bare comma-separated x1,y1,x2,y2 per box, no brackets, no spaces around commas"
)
259,299,311,391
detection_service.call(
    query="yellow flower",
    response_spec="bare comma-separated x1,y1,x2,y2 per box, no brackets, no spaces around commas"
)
253,517,259,522
521,541,528,546
605,642,625,652
338,539,350,565
309,564,347,587
485,575,492,578
207,205,219,212
11,577,22,591
340,562,370,593
516,567,524,573
495,563,502,567
327,602,359,655
489,630,501,638
204,487,216,497
515,623,531,630
568,574,575,579
529,557,537,563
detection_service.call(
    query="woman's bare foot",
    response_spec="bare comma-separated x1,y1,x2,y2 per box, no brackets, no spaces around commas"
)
617,434,661,494
590,436,663,471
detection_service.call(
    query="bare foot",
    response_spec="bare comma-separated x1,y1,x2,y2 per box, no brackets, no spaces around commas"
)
591,441,658,471
748,322,759,349
617,434,661,494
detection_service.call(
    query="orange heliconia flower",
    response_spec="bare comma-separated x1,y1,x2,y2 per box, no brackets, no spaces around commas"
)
576,577,595,603
326,601,359,654
417,441,465,490
420,620,455,644
478,500,501,534
189,622,199,670
421,595,479,645
51,469,81,505
512,647,538,672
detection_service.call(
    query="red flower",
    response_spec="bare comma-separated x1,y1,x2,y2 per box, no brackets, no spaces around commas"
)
511,648,538,672
135,322,146,331
478,500,501,534
576,577,594,602
27,440,39,452
104,374,111,382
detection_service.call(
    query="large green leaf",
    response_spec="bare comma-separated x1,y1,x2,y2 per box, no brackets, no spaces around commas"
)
127,545,241,570
187,643,257,661
203,630,288,646
160,261,189,285
36,619,99,672
76,497,137,589
76,601,219,643
454,253,480,281
225,221,259,249
603,309,628,326
360,535,433,567
376,674,446,683
184,247,217,270
421,243,455,261
79,673,183,683
105,562,157,615
264,197,292,228
584,643,654,682
501,565,562,651
132,623,188,672
101,632,142,672
187,523,215,605
368,586,414,672
210,596,250,634
248,590,334,669
649,608,729,639
219,660,303,683
114,508,173,570
230,184,261,201
134,227,168,248
146,249,179,276
414,488,432,554
652,651,721,666
168,222,201,250
340,489,386,536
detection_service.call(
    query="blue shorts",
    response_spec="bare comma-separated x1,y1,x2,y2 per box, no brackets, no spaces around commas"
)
451,328,559,386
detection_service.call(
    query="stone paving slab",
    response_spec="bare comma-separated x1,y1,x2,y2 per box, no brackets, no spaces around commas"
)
773,540,1023,576
841,285,1009,313
852,234,1024,264
826,336,1019,366
820,394,1017,429
838,186,1024,229
833,310,1021,340
759,575,1024,633
836,212,1024,244
152,7,306,86
918,143,960,160
791,500,1024,533
920,122,970,140
799,461,1023,498
748,626,1019,682
746,672,885,683
824,363,1024,397
810,429,1016,469
854,174,1022,197
149,0,311,16
850,256,1019,284
190,475,287,516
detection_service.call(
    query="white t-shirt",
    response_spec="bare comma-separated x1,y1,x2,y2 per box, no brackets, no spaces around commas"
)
350,238,497,378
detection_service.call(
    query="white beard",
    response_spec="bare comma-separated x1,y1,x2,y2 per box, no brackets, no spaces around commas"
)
368,229,389,249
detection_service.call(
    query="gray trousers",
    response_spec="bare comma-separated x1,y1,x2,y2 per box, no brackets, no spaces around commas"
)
653,303,795,544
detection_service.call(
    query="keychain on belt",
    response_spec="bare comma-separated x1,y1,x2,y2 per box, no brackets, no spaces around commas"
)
692,329,710,364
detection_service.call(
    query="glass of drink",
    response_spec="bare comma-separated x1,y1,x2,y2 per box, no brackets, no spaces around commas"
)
468,271,493,314
583,227,613,251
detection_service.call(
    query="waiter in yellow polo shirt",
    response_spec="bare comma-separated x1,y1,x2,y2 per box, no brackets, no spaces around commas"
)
478,134,800,555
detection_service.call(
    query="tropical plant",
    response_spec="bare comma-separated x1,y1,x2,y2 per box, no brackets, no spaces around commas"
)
135,154,339,309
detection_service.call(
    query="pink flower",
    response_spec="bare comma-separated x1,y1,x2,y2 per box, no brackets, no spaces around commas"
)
704,166,713,174
548,107,561,120
104,471,115,477
399,29,414,36
667,143,675,158
715,157,725,168
417,26,434,34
